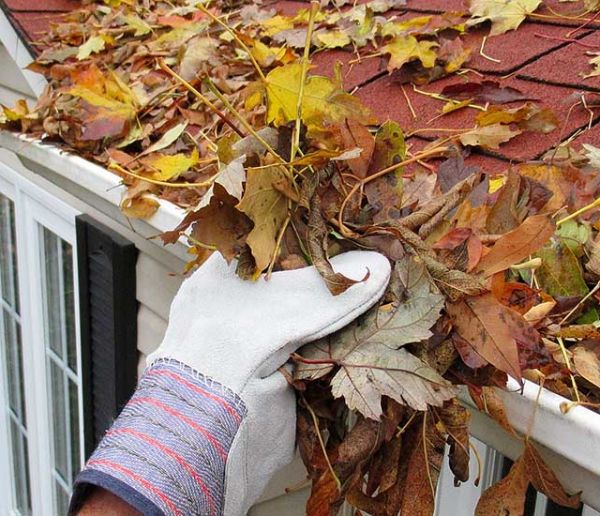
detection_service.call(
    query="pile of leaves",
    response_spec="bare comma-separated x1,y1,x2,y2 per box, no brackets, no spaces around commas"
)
4,0,600,514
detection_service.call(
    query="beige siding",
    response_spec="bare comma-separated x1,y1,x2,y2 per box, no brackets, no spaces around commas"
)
0,43,36,104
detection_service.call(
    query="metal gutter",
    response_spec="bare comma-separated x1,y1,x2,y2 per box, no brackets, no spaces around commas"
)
462,378,600,510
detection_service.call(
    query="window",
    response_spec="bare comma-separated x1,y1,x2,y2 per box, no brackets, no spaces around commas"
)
0,163,83,515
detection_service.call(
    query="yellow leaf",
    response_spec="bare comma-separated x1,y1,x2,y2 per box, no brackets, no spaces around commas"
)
381,35,438,72
122,14,152,36
77,35,106,60
236,166,289,272
249,40,294,67
315,30,351,49
264,63,374,131
145,148,199,181
121,196,160,219
468,0,542,36
459,123,521,150
260,15,294,37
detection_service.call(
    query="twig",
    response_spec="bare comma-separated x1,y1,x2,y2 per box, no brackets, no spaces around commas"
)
559,280,600,325
265,214,291,279
567,7,600,37
302,396,342,492
401,84,417,119
534,32,600,49
557,195,600,225
479,36,501,63
557,336,582,403
158,59,245,137
109,162,219,188
291,1,319,162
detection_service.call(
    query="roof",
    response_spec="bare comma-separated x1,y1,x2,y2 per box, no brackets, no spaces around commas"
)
1,0,599,169
0,0,80,55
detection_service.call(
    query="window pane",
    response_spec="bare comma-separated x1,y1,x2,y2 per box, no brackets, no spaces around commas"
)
49,359,68,481
41,226,82,496
10,419,31,516
0,193,19,311
3,309,25,423
62,241,77,373
42,227,63,358
54,480,69,515
68,378,81,483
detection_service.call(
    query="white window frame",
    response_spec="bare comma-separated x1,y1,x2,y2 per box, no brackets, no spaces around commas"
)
0,161,84,516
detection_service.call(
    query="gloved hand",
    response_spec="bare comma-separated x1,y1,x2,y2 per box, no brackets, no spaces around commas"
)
71,251,390,516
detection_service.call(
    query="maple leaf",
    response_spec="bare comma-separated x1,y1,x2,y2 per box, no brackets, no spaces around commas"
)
459,123,522,150
296,257,451,418
468,0,542,36
382,35,438,72
264,63,374,131
236,166,289,272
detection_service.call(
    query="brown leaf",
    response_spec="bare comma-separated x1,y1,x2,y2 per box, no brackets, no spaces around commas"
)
447,294,523,380
441,80,537,104
400,413,445,516
475,214,555,277
237,165,289,272
437,148,480,194
308,192,366,296
438,398,471,485
469,386,517,437
573,340,600,389
475,454,529,516
190,184,253,263
523,441,581,509
339,118,375,179
120,195,159,219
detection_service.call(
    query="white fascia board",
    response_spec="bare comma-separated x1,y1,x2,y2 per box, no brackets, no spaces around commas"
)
461,378,600,510
0,8,47,98
0,131,186,235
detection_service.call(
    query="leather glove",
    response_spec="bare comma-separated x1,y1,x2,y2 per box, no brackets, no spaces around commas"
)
71,250,390,516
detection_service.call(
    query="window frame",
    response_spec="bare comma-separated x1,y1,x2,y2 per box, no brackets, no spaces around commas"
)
0,161,84,516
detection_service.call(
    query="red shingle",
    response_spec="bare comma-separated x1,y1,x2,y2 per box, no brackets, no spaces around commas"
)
519,31,600,92
403,0,468,13
465,22,584,75
356,73,595,161
2,0,78,12
10,11,68,45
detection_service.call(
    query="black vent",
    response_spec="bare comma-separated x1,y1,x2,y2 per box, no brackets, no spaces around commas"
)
76,215,138,457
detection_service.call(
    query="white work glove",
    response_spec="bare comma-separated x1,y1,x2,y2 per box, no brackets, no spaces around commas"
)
71,251,390,516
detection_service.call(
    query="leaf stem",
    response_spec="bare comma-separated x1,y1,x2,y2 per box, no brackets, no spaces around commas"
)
158,59,245,137
557,196,600,225
291,1,319,162
109,162,219,188
302,395,342,492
